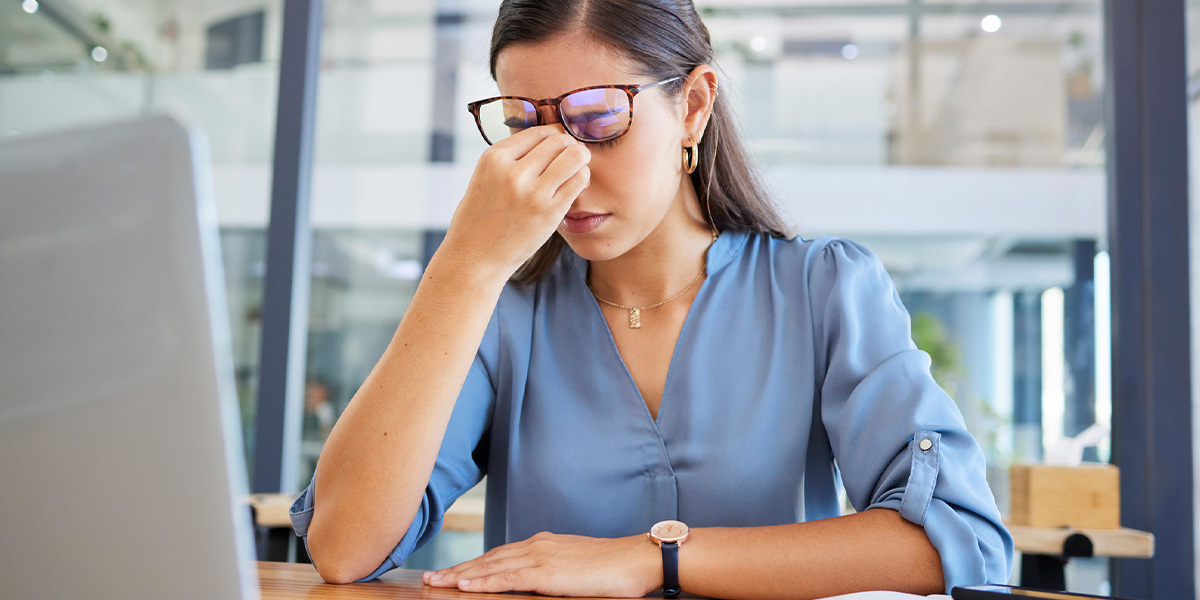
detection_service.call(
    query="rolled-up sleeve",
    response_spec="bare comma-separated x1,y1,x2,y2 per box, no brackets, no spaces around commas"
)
289,309,501,582
808,237,1014,592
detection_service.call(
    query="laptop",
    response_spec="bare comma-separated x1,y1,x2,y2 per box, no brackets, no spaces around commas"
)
0,113,259,599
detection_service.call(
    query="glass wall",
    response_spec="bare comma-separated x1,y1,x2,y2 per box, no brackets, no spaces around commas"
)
295,0,438,482
0,0,282,474
710,2,1109,590
297,0,1111,584
3,0,1115,584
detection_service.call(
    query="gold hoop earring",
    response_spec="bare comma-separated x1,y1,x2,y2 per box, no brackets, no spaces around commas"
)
682,139,699,174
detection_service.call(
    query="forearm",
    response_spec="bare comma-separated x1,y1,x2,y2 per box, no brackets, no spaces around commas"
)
307,246,509,582
674,509,944,600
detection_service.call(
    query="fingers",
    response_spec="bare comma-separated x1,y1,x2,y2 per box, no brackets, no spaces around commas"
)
421,533,638,597
539,136,590,175
456,569,542,594
423,542,530,588
491,124,570,161
447,122,590,277
431,556,532,589
523,133,587,181
549,165,591,211
476,126,587,206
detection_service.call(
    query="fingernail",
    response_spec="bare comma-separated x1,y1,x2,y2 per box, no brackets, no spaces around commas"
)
429,572,444,582
459,579,472,587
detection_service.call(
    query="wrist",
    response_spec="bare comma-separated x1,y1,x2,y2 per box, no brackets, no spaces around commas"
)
631,534,663,596
426,238,513,292
438,228,530,285
647,520,690,598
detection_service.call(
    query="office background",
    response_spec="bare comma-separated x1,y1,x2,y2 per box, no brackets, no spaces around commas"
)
1,0,1195,597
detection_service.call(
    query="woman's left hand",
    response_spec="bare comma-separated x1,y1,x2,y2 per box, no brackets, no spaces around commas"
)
421,531,662,597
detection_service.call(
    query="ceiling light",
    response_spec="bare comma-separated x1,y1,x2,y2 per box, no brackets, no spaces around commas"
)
749,36,767,53
91,46,108,62
981,15,1002,33
22,0,39,14
841,44,860,60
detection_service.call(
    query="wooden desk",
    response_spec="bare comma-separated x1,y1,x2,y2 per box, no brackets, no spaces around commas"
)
258,561,658,599
1005,523,1154,591
257,562,946,600
1008,524,1154,558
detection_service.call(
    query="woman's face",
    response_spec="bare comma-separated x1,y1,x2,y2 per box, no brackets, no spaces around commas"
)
494,35,691,262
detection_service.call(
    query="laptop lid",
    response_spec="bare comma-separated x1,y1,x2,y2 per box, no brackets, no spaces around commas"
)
0,113,259,599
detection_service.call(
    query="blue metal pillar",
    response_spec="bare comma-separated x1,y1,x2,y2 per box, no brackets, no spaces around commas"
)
253,0,323,495
1105,1,1194,597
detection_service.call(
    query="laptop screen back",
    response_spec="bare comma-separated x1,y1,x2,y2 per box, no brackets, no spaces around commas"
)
0,113,258,599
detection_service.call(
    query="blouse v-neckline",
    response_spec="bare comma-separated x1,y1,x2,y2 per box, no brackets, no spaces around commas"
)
564,231,746,429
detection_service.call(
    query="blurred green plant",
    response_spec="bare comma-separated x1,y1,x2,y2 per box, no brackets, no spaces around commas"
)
910,312,1010,468
87,11,156,73
90,12,112,34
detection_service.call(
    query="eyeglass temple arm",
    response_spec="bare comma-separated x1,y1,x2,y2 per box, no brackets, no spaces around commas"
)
633,75,685,93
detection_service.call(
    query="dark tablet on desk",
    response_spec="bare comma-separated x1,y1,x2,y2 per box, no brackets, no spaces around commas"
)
951,585,1133,600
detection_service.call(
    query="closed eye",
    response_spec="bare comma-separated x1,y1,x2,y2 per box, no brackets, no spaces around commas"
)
589,137,620,150
572,107,627,120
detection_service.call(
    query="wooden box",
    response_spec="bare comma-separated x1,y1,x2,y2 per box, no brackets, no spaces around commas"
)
1009,463,1121,529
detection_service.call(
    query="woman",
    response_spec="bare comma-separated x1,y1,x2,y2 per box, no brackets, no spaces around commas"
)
289,1,1014,598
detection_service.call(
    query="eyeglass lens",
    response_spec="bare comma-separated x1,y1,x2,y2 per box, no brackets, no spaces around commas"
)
477,88,632,144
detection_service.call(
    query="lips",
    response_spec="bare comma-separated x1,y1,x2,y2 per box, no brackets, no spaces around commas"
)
562,212,610,234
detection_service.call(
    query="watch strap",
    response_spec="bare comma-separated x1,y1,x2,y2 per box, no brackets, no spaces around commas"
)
661,541,681,598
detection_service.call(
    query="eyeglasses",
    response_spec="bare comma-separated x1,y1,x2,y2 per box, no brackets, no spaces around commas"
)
467,76,683,145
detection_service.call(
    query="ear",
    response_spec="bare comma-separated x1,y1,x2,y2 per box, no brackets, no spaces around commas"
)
680,64,719,144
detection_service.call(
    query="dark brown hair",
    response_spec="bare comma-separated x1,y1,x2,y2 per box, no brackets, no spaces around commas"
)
491,0,793,286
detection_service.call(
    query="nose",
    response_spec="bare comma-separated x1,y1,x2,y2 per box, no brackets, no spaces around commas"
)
536,104,562,128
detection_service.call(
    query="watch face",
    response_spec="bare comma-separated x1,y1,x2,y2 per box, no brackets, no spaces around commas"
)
650,520,689,544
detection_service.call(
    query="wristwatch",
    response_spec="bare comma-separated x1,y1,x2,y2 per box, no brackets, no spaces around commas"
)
648,520,690,598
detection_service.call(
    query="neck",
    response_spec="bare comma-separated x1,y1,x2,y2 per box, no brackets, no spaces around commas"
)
587,190,717,308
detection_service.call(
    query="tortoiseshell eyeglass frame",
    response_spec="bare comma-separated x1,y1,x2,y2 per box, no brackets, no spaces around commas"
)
466,75,684,145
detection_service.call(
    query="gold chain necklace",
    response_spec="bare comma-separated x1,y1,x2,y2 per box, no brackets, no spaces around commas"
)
588,230,719,329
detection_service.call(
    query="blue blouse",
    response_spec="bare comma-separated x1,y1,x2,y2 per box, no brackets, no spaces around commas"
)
290,231,1014,593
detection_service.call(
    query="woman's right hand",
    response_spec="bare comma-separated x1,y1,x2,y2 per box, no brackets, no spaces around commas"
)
442,125,591,279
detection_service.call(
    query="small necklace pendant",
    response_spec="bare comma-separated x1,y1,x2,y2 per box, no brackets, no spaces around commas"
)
628,307,642,329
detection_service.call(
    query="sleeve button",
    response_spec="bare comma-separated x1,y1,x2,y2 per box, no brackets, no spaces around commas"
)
919,438,933,451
